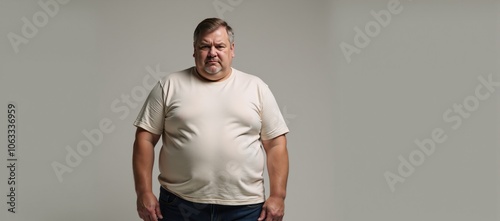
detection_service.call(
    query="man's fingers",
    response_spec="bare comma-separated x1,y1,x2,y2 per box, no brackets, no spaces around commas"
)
140,210,150,221
144,212,156,221
139,205,158,221
138,209,147,220
148,207,158,221
257,206,267,221
137,193,162,221
155,203,163,220
265,212,274,221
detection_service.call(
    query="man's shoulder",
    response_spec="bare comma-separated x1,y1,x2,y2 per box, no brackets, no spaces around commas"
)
232,68,268,86
158,67,194,84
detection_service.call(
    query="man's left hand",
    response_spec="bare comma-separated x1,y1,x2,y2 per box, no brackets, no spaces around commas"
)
258,196,285,221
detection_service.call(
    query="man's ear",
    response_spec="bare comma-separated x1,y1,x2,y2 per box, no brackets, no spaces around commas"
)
231,43,235,58
193,42,196,57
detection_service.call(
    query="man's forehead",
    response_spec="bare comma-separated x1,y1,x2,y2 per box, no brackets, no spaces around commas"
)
198,28,229,43
199,39,228,44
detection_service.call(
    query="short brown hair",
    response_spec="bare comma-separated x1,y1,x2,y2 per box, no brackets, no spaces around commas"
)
193,18,234,44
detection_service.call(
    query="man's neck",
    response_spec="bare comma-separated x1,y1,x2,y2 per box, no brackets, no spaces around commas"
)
195,67,232,82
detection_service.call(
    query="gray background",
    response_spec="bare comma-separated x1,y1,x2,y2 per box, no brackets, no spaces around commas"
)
0,0,498,220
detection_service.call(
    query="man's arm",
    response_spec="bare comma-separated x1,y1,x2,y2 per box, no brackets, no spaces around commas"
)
259,134,289,221
133,127,163,221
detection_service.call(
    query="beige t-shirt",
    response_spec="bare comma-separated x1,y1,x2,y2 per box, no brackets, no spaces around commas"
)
134,67,289,205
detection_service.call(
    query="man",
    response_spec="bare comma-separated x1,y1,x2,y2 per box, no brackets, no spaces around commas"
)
132,18,289,221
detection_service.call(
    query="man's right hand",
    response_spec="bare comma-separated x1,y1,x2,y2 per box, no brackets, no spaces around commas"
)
133,128,162,220
137,192,163,221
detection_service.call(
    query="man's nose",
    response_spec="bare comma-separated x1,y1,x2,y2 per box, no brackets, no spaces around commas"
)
208,46,217,57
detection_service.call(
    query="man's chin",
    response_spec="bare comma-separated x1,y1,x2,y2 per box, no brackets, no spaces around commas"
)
204,66,222,75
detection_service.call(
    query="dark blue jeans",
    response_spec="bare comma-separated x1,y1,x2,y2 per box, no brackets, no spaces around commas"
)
159,187,263,221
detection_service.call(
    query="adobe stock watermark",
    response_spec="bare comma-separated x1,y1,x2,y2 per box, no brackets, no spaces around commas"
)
51,64,168,183
7,0,71,54
213,0,244,19
339,0,408,63
384,73,499,193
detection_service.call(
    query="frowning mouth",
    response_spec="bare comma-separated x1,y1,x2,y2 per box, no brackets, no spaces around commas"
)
206,61,219,65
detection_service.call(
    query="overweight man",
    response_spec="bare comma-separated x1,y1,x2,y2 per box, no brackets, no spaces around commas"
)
132,18,289,221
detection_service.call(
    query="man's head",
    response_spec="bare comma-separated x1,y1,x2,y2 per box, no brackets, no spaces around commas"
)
193,18,235,81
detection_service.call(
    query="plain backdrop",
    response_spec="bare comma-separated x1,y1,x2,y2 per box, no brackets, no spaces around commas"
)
0,0,498,220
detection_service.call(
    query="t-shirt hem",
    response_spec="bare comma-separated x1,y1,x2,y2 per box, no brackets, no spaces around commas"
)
262,128,289,141
162,186,265,205
134,121,162,135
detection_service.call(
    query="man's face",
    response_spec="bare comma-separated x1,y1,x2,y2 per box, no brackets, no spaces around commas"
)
193,26,234,81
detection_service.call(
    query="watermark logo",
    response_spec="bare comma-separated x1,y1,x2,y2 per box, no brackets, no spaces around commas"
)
51,64,168,182
339,0,404,63
384,73,499,193
7,0,71,54
213,0,244,19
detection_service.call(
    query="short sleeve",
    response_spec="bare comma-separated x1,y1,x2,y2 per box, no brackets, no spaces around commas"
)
133,81,166,135
259,84,289,140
